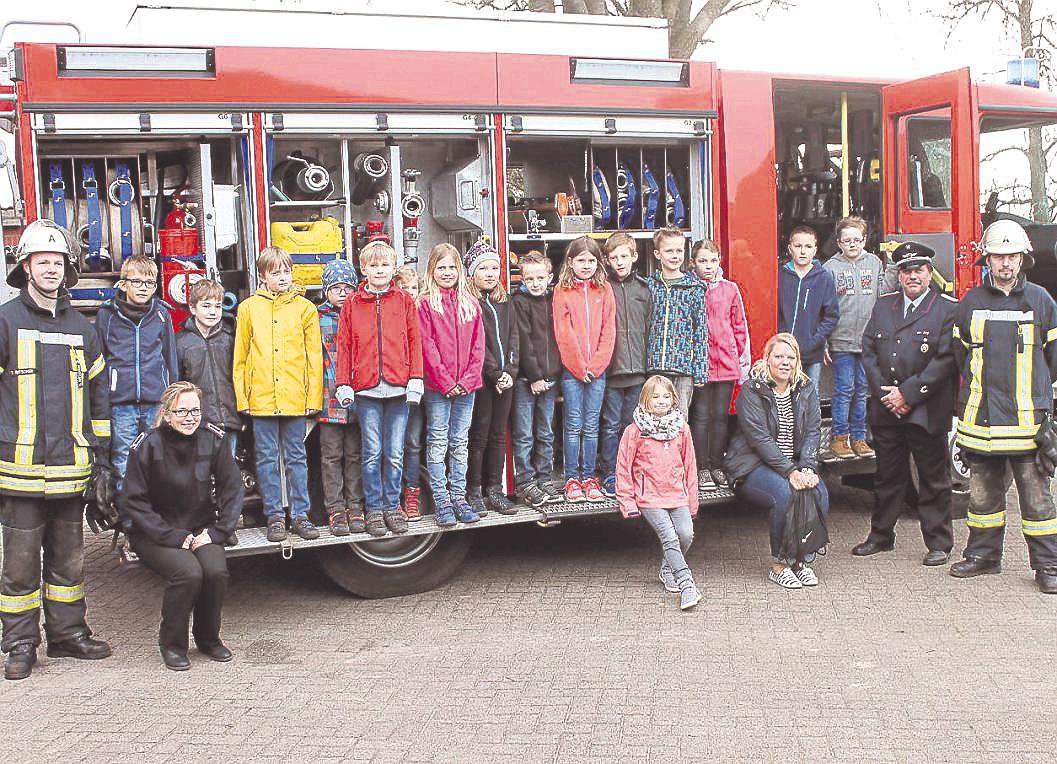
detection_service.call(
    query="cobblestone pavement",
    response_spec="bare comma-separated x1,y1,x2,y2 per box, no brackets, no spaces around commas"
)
1,479,1056,763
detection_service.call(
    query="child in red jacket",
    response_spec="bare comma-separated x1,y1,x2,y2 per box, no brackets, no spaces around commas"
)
691,239,750,488
335,241,424,538
552,236,616,503
616,375,701,611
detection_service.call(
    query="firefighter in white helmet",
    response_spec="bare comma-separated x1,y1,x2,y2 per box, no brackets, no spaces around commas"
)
950,219,1057,593
0,219,114,680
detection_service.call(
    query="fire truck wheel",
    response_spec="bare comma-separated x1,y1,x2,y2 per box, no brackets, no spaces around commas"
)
316,531,473,598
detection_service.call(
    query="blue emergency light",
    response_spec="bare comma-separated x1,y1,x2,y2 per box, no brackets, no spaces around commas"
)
1007,57,1041,88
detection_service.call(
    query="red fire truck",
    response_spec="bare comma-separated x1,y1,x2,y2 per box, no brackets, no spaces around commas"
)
1,38,1055,597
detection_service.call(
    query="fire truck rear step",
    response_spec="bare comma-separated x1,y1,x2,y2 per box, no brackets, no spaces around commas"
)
223,481,736,559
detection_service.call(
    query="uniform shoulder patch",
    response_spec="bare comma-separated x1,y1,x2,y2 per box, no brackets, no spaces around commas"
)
880,290,900,298
205,422,226,439
130,432,149,451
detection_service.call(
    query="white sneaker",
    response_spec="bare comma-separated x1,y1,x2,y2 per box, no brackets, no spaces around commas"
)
768,567,803,589
680,584,702,610
659,566,679,593
793,565,819,586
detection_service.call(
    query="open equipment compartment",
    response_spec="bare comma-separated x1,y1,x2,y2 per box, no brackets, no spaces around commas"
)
502,114,711,283
263,112,496,286
30,112,256,319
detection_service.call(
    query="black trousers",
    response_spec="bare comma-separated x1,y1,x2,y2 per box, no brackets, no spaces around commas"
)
868,424,953,553
0,496,90,652
690,382,735,471
467,383,513,490
962,452,1057,570
133,536,229,652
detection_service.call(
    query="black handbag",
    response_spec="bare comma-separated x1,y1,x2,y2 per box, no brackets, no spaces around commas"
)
778,486,829,562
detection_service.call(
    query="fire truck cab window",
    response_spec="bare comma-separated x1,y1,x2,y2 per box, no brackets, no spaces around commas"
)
906,118,951,210
980,114,1057,224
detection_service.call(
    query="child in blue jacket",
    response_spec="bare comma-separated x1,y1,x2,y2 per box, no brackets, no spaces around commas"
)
777,225,839,391
96,256,179,488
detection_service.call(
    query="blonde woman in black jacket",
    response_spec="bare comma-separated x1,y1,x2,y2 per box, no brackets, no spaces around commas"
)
119,381,244,671
724,333,829,590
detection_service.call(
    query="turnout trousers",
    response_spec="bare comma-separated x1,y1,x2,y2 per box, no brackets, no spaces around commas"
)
962,452,1057,570
0,496,90,652
869,424,953,553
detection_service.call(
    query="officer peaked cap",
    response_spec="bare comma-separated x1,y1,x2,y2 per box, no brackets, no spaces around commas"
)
891,241,935,270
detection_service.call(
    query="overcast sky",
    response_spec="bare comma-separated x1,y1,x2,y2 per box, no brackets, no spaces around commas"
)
0,0,1041,86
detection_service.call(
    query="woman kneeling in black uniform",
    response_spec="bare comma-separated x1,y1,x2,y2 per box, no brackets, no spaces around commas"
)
119,381,244,671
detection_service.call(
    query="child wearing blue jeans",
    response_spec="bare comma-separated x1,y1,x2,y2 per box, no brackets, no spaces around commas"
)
96,255,178,489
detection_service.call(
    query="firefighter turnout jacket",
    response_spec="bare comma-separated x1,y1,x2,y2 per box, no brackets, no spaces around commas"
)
0,289,110,497
953,273,1057,455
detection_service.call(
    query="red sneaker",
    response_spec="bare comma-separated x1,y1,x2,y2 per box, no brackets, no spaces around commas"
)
581,477,605,502
563,478,585,503
403,486,422,521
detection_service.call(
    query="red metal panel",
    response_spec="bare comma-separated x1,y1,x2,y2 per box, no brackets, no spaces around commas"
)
497,55,715,113
20,44,500,108
882,69,978,297
251,112,268,255
715,71,777,355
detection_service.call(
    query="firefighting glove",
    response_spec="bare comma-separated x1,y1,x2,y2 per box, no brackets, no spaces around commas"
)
1035,417,1057,478
84,465,118,534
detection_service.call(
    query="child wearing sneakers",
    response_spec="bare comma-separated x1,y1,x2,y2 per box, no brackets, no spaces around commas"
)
510,251,563,508
465,239,519,517
394,265,424,521
690,240,750,488
96,255,179,490
598,232,652,497
335,242,423,537
317,259,364,536
552,236,616,503
616,375,701,610
233,246,323,543
418,243,486,527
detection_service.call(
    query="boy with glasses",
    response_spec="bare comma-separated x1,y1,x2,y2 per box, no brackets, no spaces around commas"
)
96,255,179,488
823,216,883,459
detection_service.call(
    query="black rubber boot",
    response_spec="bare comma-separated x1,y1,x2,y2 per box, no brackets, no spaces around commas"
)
4,644,36,680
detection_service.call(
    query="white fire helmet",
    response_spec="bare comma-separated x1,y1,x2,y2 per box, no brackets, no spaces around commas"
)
978,219,1034,269
7,219,80,288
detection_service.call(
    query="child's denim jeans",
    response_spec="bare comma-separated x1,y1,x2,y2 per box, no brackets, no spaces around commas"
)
252,416,310,523
355,396,409,514
831,351,868,439
424,390,475,507
560,370,605,481
511,378,557,487
112,403,160,489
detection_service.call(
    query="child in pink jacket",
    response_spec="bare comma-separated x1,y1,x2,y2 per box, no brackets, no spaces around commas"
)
418,243,486,528
691,239,749,489
616,375,701,611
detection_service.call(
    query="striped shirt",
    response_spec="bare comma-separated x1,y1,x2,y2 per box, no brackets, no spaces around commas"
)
775,387,795,459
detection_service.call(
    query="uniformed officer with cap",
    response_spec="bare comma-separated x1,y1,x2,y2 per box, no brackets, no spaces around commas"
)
856,241,959,565
949,219,1057,593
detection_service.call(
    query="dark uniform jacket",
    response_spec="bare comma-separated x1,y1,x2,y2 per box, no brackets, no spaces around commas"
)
0,289,110,498
479,293,520,388
862,286,958,436
953,274,1057,455
118,422,244,548
606,272,652,386
724,371,821,482
176,316,242,432
511,287,562,384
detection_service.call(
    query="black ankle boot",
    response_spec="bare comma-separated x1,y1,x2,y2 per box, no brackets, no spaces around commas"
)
46,634,112,660
4,644,36,680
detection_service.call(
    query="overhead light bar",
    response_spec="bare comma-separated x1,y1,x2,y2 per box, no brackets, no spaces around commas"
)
57,46,215,78
571,58,689,87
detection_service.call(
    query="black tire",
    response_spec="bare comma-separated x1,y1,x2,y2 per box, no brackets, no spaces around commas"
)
316,531,473,598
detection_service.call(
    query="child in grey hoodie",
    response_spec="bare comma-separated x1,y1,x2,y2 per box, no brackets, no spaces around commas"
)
823,216,883,460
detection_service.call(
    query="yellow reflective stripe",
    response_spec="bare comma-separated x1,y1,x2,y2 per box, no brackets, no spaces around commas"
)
0,459,92,478
42,582,84,603
16,329,83,347
1047,327,1057,344
1015,324,1035,429
1022,518,1057,536
956,420,1039,438
15,330,36,465
0,475,91,495
967,510,1006,529
955,431,1038,452
0,589,42,613
962,312,986,428
91,420,111,438
69,349,90,456
87,354,105,380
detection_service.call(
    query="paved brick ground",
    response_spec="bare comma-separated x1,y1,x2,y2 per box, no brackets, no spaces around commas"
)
1,479,1056,763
